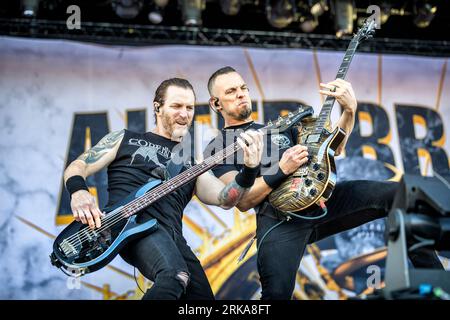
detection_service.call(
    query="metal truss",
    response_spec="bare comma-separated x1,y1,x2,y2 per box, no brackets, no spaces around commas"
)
1,18,449,57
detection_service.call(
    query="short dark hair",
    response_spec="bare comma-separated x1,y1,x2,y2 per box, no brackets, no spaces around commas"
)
207,66,236,96
153,78,195,123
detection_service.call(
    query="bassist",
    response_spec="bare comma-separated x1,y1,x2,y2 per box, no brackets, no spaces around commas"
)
63,78,264,299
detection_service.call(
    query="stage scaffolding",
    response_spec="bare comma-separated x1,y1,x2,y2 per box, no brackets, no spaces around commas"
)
1,18,449,57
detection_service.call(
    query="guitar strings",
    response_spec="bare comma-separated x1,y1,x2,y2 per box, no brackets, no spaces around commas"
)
64,153,222,246
69,155,220,245
63,143,239,247
64,121,290,247
61,116,300,250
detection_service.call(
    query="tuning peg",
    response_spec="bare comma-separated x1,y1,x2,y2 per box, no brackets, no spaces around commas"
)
268,120,273,126
288,112,293,117
298,106,304,112
278,116,283,121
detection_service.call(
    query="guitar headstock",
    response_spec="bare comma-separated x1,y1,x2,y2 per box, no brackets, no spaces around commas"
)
355,19,377,42
264,105,314,132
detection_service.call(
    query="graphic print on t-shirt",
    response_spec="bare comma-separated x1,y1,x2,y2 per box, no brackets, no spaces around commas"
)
128,137,172,167
270,134,291,150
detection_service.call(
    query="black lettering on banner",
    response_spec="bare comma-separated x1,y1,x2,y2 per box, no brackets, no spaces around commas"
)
395,104,449,176
56,109,148,225
346,102,396,166
56,112,109,224
262,100,308,125
126,109,147,133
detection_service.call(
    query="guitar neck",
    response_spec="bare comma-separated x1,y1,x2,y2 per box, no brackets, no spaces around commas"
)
122,141,241,218
314,37,360,134
114,106,311,219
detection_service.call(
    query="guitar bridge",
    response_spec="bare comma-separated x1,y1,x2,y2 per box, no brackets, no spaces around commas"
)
60,239,79,257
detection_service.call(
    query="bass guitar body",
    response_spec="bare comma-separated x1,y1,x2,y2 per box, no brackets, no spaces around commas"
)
50,180,160,276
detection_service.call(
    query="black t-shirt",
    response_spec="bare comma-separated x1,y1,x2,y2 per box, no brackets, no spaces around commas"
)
107,129,196,232
204,121,298,212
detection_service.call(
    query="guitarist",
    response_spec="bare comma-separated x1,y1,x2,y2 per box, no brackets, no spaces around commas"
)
205,66,443,300
63,78,264,299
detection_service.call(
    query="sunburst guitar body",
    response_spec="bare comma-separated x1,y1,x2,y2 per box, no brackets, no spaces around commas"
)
269,116,346,213
268,19,377,216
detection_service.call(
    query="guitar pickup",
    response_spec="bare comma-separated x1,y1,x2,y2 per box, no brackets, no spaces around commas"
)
306,134,321,143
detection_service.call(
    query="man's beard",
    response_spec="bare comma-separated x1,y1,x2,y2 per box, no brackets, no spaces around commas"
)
237,107,252,120
231,104,252,120
161,113,191,140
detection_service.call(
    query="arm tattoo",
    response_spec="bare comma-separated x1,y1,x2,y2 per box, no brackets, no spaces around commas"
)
77,130,124,164
218,180,248,208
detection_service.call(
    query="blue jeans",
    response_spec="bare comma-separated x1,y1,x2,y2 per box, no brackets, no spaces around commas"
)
256,180,443,300
120,223,214,300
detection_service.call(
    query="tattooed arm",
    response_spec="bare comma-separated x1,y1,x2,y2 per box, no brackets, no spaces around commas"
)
64,129,125,181
63,130,124,229
195,171,251,210
64,130,124,182
195,130,263,210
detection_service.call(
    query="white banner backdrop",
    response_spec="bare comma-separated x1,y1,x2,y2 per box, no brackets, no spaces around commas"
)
0,36,448,299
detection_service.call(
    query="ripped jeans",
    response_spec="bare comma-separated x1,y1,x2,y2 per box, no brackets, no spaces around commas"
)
120,223,214,300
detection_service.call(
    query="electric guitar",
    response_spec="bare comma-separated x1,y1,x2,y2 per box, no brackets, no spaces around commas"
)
269,19,377,215
50,105,314,276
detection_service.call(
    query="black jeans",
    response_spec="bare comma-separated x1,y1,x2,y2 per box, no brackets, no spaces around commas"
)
120,223,214,300
256,180,443,300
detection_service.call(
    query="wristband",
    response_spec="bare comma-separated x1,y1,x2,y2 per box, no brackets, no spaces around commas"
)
66,175,89,197
263,164,288,189
235,165,260,188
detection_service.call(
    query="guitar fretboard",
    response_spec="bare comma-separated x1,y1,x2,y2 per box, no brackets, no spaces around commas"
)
121,141,241,218
110,106,309,222
314,38,360,135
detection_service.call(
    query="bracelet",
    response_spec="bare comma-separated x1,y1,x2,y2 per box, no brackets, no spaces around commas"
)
66,175,89,197
235,165,260,188
263,164,288,189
